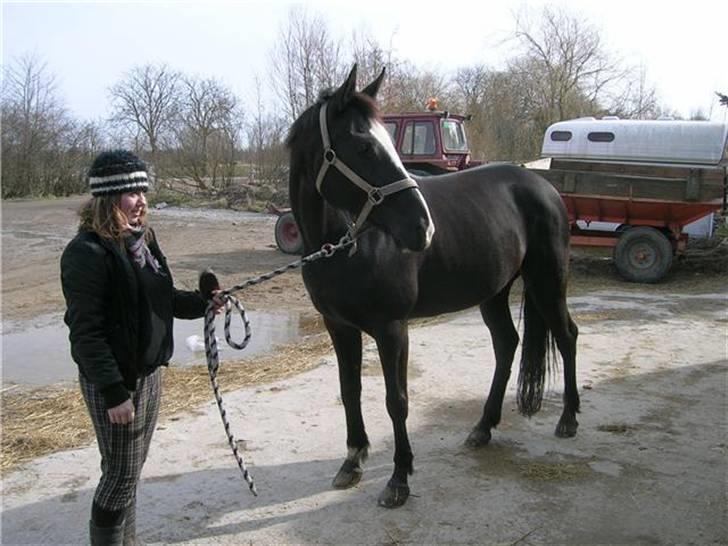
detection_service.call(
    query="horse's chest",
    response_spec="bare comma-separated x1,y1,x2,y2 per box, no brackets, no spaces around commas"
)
302,265,416,322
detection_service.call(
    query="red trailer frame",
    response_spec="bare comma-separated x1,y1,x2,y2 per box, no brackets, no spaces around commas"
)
530,159,726,281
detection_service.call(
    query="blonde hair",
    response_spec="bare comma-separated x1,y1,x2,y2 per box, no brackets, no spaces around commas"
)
78,194,150,243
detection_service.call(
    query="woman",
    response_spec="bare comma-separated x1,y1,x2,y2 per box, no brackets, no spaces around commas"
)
61,150,222,545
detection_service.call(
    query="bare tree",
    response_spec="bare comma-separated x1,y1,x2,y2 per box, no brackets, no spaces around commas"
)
454,65,500,159
453,65,540,161
381,61,454,113
171,76,242,193
108,64,180,163
452,6,639,160
1,54,97,197
608,65,660,119
512,7,626,125
269,6,344,122
245,76,288,204
349,29,401,110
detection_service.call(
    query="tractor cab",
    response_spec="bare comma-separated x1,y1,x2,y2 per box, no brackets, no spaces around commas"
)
382,99,478,176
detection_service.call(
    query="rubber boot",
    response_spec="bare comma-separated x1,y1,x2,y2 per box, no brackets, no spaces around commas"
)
89,520,124,546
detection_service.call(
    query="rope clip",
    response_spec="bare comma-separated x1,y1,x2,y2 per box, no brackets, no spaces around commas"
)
321,243,335,257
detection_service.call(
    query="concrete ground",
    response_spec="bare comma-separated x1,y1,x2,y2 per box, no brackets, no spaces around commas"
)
1,288,726,545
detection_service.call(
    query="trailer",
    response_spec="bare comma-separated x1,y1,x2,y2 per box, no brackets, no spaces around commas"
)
530,118,727,282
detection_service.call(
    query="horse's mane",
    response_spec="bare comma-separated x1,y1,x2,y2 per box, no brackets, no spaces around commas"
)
286,90,380,149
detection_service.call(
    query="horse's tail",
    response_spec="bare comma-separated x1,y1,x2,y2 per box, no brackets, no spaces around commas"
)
517,292,556,416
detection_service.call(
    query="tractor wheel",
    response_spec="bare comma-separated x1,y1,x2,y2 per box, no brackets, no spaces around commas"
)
274,211,303,255
613,226,673,283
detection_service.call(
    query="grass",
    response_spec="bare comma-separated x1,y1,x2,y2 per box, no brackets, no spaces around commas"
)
714,218,728,238
146,188,229,209
146,186,278,213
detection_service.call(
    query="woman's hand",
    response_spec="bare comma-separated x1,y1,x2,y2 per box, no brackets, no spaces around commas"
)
107,399,135,424
199,269,223,314
211,290,225,315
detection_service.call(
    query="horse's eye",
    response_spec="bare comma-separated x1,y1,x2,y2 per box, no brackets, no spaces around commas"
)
359,141,374,155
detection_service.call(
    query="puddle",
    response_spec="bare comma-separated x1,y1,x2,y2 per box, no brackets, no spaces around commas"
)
1,311,301,389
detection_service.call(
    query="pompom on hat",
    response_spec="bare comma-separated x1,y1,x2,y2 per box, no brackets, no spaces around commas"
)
88,149,149,197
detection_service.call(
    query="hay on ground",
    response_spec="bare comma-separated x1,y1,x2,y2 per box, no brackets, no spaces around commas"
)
1,334,331,475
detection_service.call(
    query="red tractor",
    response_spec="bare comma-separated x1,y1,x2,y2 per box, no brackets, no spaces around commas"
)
272,103,479,254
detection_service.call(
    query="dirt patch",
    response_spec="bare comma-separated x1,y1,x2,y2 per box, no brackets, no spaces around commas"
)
568,238,728,293
3,196,727,322
1,196,317,323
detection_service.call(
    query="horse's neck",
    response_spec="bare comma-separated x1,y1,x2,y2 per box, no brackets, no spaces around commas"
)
291,172,349,250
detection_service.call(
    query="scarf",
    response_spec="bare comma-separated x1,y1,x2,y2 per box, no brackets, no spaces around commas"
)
124,226,161,273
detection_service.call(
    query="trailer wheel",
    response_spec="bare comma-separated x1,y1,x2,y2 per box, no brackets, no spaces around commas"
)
274,211,303,255
613,226,673,283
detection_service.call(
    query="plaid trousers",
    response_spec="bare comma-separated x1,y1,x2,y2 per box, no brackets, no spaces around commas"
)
80,367,162,511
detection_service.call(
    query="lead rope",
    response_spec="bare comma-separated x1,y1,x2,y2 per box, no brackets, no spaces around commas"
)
202,233,357,495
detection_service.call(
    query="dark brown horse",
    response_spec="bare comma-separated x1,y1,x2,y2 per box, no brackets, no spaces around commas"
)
286,65,579,508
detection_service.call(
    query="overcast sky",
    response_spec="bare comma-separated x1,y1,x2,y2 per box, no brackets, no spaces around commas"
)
3,0,728,122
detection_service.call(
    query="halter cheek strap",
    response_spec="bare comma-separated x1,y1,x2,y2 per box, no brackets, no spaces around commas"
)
314,102,419,236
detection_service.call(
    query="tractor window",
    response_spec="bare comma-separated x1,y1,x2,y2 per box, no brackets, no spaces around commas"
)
400,121,436,155
383,121,398,144
441,120,468,151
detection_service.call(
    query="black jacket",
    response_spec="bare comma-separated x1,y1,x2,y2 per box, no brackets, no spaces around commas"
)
61,228,206,407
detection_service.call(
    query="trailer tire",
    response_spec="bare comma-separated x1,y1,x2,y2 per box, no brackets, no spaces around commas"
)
613,226,673,283
274,211,303,255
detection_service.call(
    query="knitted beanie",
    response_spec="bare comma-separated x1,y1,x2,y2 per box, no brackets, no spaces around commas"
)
88,150,149,197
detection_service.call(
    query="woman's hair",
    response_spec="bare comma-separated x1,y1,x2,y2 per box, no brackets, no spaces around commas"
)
78,194,149,243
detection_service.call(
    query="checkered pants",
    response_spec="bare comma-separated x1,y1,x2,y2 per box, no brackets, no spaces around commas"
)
80,367,162,511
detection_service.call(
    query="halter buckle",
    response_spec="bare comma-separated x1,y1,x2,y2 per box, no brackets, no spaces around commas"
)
324,148,336,164
368,187,384,205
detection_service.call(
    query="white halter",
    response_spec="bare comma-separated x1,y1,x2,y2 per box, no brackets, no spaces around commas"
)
314,101,419,237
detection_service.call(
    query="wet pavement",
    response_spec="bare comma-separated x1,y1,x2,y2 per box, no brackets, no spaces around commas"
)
1,310,302,388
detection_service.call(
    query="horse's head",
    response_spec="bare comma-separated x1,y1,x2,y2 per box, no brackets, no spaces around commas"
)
288,65,434,252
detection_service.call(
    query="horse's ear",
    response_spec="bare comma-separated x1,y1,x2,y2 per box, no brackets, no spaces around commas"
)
361,67,386,99
331,64,358,112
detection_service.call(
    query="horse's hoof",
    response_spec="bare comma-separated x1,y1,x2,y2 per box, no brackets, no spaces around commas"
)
332,460,362,489
378,481,410,508
555,417,578,438
465,427,492,448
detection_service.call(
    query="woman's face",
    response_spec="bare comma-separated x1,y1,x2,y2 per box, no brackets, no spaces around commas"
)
119,191,147,227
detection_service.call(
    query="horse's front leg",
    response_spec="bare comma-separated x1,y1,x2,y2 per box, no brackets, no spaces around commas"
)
324,317,369,488
373,320,412,508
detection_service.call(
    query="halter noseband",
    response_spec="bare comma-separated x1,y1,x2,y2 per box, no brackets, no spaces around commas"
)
314,101,419,238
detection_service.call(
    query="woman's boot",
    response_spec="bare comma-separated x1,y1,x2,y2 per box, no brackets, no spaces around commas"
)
89,520,124,546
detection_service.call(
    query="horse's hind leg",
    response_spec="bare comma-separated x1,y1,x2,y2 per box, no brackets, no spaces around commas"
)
324,317,369,488
466,282,519,447
372,320,412,508
550,303,579,438
523,277,580,438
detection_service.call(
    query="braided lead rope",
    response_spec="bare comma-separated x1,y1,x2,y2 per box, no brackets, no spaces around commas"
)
203,234,357,495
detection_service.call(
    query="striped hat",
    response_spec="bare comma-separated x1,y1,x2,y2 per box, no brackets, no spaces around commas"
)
88,150,149,196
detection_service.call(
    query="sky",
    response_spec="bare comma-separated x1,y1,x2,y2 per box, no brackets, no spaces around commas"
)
3,0,728,123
